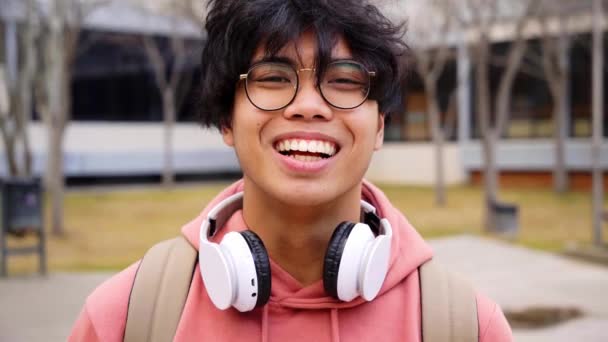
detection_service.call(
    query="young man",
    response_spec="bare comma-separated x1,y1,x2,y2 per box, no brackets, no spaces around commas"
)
70,0,512,341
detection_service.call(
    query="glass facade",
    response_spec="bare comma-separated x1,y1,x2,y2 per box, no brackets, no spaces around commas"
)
385,60,458,142
61,30,201,123
392,34,608,142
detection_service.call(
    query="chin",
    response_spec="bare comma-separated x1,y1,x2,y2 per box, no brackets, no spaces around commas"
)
270,179,354,208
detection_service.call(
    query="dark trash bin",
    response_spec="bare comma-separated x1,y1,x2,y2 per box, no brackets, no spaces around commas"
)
490,200,519,237
0,178,46,276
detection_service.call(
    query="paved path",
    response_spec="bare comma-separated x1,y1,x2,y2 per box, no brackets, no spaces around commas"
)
1,235,607,341
429,236,608,342
0,273,111,342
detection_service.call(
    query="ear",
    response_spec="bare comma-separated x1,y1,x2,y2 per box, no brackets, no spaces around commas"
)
374,113,385,150
221,125,235,147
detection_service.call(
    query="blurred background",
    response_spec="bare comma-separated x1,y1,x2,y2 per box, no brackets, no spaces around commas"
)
0,0,607,341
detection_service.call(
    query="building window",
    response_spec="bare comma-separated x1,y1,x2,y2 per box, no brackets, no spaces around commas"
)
65,30,201,123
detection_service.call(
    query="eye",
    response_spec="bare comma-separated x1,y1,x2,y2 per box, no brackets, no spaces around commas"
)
324,75,366,90
255,75,292,83
248,62,296,87
323,63,368,90
327,77,364,85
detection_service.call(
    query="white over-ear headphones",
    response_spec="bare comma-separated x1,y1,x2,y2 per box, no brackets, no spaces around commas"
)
199,192,393,312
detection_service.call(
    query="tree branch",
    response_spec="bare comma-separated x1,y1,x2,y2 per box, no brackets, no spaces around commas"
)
143,36,169,90
495,0,542,136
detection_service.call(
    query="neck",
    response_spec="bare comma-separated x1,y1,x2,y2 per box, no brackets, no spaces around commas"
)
242,180,362,286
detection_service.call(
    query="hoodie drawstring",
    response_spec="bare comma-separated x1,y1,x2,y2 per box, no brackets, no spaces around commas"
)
261,304,269,342
330,308,341,342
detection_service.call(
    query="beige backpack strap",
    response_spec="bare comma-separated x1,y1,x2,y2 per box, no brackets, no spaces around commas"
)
419,258,479,342
124,236,197,342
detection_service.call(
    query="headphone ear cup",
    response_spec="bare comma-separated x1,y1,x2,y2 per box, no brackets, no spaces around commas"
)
323,222,356,299
240,230,272,307
199,241,237,310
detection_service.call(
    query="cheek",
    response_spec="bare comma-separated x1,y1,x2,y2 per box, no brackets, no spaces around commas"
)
230,101,268,150
351,105,381,144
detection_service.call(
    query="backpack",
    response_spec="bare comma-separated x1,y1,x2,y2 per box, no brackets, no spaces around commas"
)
124,236,479,342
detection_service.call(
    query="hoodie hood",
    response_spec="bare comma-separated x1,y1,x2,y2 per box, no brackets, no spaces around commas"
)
181,179,433,311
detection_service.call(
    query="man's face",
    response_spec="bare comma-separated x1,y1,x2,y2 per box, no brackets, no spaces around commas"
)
222,31,385,207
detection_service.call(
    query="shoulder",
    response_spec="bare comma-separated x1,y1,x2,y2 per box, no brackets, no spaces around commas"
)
419,260,513,342
476,291,513,342
69,261,140,342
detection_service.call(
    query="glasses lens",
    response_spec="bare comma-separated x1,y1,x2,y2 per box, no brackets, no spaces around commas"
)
320,62,370,109
245,63,297,110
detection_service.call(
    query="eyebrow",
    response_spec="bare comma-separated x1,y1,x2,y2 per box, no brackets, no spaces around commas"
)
250,56,295,66
250,55,357,68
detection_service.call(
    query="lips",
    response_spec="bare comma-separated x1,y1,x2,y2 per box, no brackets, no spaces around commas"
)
274,138,339,162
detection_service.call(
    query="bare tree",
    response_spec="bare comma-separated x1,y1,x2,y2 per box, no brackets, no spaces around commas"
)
142,32,187,187
502,2,594,194
39,0,71,236
458,0,541,231
137,0,200,187
541,14,570,193
38,0,109,236
0,0,39,178
533,1,571,193
410,0,456,207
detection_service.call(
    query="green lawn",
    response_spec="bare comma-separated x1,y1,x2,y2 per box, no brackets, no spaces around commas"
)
4,182,607,274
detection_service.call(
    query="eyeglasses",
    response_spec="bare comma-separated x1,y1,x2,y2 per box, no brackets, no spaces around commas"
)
239,60,376,111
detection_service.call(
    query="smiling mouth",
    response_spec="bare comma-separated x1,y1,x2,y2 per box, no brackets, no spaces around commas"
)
274,139,339,162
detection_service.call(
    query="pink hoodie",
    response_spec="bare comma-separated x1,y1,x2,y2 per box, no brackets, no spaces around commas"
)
69,180,512,342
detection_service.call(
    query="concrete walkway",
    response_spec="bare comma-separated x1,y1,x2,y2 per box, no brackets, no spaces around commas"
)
0,273,111,342
1,235,607,341
429,236,608,342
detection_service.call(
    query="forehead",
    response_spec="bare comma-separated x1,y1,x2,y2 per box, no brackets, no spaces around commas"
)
251,31,353,65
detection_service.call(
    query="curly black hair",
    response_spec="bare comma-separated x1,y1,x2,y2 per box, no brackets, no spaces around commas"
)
198,0,409,129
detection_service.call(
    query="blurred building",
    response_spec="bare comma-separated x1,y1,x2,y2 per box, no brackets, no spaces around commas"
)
0,0,607,188
0,0,239,182
367,0,608,190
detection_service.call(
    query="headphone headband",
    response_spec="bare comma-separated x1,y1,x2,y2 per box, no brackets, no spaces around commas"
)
201,192,244,240
199,192,392,243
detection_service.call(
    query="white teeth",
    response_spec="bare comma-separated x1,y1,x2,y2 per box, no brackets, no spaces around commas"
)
290,140,299,151
288,155,323,162
276,138,338,156
308,140,318,153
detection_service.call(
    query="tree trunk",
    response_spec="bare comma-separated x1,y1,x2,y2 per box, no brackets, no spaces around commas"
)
2,129,18,176
44,0,69,236
475,39,499,231
16,0,38,177
434,125,446,207
17,61,34,178
425,81,446,207
553,91,568,193
47,123,65,236
162,89,176,187
547,35,570,193
0,0,36,179
482,130,499,231
592,0,605,246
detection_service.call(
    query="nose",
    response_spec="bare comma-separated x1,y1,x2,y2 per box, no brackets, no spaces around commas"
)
282,72,333,121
